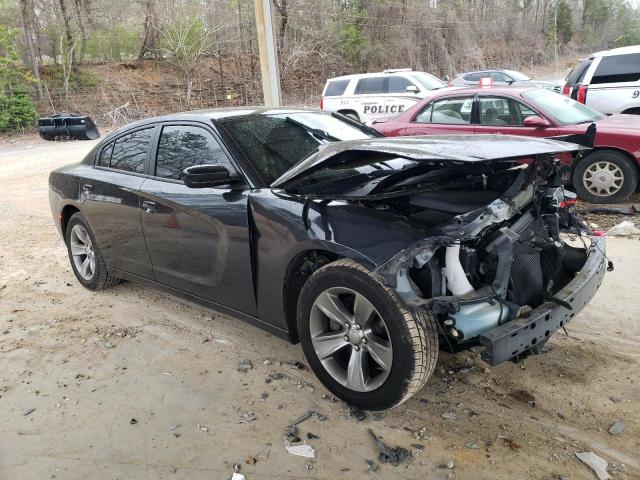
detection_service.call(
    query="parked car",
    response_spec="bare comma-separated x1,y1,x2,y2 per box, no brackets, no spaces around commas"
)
562,45,640,115
49,107,606,410
374,86,640,203
320,69,447,124
451,69,560,91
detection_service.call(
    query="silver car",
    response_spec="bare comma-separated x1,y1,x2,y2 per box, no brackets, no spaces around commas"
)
451,69,559,91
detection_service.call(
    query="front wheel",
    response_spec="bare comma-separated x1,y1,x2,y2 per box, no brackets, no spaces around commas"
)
297,259,438,410
573,150,638,203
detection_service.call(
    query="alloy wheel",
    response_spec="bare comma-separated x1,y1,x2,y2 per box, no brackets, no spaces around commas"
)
70,224,96,281
309,287,393,392
583,161,624,197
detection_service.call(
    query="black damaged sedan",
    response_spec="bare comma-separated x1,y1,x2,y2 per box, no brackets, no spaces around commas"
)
49,108,606,410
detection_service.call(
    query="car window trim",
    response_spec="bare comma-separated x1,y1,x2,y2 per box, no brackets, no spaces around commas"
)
410,95,475,125
474,94,548,127
148,120,251,187
92,124,158,175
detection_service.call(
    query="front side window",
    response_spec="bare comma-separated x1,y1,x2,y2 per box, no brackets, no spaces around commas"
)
356,76,386,94
464,72,484,81
478,97,537,126
490,72,512,83
591,54,640,84
155,125,230,180
98,128,153,173
388,76,415,93
415,97,473,124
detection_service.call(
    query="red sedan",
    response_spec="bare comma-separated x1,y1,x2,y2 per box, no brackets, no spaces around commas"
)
374,86,640,203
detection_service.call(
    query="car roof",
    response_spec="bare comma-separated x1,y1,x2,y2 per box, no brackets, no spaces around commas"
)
426,85,539,96
326,70,429,82
102,106,324,135
458,69,520,76
591,44,640,58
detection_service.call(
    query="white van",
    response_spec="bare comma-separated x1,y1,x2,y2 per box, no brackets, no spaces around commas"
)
562,45,640,115
320,69,447,124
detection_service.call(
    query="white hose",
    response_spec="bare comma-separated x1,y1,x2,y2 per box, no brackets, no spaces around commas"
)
445,244,474,296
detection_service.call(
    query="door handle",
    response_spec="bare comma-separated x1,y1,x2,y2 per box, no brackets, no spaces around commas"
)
142,200,157,213
82,184,92,194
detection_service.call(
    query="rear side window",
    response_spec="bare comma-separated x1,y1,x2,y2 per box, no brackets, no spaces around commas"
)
155,125,230,180
591,54,640,84
323,79,350,96
565,59,592,86
415,97,473,124
464,72,484,81
98,128,153,173
356,76,386,94
388,76,415,93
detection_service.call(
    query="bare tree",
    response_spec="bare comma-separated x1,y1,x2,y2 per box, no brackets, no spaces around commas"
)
19,0,43,99
137,0,157,64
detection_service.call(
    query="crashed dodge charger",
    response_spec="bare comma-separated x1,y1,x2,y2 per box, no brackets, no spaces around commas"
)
49,108,607,410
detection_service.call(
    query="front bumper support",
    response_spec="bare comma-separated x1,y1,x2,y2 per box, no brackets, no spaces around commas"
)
477,237,606,365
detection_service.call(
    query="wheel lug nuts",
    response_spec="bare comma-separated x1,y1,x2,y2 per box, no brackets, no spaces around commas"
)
343,335,349,342
354,345,360,351
355,324,361,330
361,338,367,344
345,322,350,329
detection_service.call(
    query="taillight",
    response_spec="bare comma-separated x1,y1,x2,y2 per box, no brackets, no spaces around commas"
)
320,97,323,109
562,85,570,96
577,85,588,104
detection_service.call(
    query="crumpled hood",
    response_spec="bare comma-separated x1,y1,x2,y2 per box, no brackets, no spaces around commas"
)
271,134,587,188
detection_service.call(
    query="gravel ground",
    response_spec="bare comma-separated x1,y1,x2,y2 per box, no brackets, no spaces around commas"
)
0,137,639,480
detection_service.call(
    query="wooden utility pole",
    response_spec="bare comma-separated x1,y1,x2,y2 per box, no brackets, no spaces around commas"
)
254,0,282,106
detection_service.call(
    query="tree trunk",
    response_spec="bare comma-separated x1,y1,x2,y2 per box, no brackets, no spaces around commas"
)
19,0,43,99
58,0,76,65
72,0,87,64
186,76,193,108
137,0,156,64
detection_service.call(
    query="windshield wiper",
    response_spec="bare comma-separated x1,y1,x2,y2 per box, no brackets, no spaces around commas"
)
330,112,383,137
285,117,339,142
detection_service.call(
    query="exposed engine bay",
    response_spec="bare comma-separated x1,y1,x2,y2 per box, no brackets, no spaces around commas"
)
290,150,607,364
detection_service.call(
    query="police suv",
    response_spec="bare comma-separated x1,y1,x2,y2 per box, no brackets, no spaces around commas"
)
320,69,447,124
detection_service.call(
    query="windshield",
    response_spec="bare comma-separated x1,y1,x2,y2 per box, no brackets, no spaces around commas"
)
218,112,374,184
411,72,447,90
506,70,531,81
522,89,604,125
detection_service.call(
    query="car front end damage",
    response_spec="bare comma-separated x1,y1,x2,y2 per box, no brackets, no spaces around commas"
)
373,156,608,365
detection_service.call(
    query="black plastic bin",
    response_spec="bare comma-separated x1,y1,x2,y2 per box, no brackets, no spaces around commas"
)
38,113,100,140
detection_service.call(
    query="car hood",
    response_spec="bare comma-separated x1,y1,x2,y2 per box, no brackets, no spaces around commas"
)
595,113,640,132
271,134,587,188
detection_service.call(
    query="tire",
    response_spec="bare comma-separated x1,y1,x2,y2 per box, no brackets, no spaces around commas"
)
297,259,438,410
573,150,638,204
65,212,120,291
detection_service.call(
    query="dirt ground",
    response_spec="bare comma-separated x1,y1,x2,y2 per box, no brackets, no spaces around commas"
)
0,137,639,480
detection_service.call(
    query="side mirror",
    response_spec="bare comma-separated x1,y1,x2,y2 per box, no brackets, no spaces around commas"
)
405,85,419,93
183,164,237,188
522,115,551,128
444,75,450,82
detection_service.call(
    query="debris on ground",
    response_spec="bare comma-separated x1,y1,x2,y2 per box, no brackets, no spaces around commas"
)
368,428,410,466
264,372,288,383
23,408,36,416
307,432,320,440
349,405,367,421
285,425,301,443
197,423,208,432
257,443,271,460
608,420,625,435
509,389,536,407
290,410,314,426
575,451,610,480
129,418,138,425
501,437,522,451
606,220,640,237
465,442,480,449
285,443,316,458
365,459,379,472
284,360,307,370
609,395,623,403
237,359,253,372
167,424,181,431
441,412,457,420
245,456,256,465
238,412,256,424
231,473,246,480
322,394,338,403
578,205,640,216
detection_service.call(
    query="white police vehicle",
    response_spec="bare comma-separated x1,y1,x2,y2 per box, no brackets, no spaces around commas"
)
320,69,447,124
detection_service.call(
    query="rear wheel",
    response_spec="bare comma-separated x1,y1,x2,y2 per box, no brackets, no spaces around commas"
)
297,259,438,410
65,212,120,291
573,150,637,203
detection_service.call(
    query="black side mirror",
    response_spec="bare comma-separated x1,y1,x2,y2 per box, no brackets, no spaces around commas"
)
183,164,237,188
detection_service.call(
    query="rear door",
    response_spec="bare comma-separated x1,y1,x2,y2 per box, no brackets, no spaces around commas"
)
139,122,257,316
402,95,475,135
80,126,156,279
474,95,560,137
584,53,640,114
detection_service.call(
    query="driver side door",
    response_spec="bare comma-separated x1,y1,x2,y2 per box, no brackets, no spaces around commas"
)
139,122,257,316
